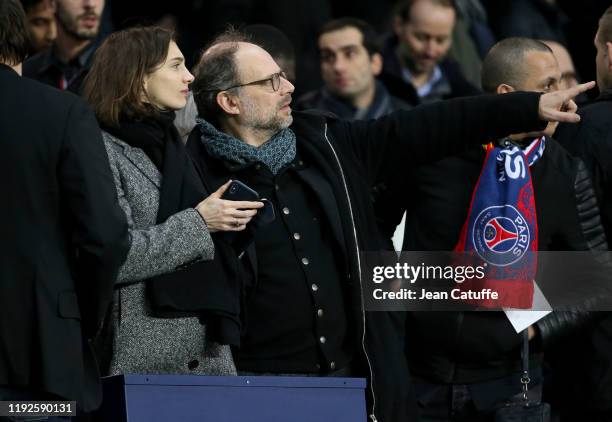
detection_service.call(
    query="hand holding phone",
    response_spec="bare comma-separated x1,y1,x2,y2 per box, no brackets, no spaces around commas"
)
196,180,263,232
222,180,276,225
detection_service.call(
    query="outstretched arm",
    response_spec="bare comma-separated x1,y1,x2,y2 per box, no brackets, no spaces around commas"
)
341,82,595,188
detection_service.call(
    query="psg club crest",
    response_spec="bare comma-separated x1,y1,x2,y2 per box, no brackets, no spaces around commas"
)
472,205,530,267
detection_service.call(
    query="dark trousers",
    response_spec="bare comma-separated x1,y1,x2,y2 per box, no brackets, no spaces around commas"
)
0,386,71,422
414,369,543,422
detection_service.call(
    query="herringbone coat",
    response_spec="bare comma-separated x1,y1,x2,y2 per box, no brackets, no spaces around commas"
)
99,131,236,376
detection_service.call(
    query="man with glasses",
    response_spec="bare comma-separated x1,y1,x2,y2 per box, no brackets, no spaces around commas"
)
187,29,592,422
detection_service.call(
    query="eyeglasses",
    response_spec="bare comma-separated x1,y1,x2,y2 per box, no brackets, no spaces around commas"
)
222,71,287,92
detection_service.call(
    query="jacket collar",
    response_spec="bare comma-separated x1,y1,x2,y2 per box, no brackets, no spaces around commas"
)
33,41,97,75
595,88,612,102
103,131,161,188
0,63,18,74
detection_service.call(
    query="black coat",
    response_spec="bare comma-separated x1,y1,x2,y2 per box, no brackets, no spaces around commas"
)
556,90,612,248
0,65,129,411
188,91,546,422
376,138,608,387
553,90,612,418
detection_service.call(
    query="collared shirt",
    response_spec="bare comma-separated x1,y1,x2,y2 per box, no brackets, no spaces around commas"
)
401,65,443,98
295,80,411,120
22,41,97,93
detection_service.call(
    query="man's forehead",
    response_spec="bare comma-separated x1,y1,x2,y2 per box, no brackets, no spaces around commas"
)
524,51,561,81
319,27,363,49
525,50,558,69
234,42,280,78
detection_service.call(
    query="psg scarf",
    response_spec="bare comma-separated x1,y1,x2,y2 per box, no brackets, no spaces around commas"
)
455,137,545,308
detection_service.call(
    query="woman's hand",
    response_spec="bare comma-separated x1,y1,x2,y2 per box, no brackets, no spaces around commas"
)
196,180,264,232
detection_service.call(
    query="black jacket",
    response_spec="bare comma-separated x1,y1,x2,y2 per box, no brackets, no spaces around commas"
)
556,90,612,248
379,35,481,107
0,65,129,411
295,81,412,119
553,90,612,419
188,92,546,422
376,138,608,385
22,41,97,94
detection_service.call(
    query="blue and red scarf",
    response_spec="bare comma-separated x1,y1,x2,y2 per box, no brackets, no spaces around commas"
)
455,137,545,308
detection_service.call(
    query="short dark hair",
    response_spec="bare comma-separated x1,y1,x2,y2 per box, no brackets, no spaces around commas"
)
192,27,250,127
394,0,456,22
598,6,612,46
19,0,44,13
481,37,553,93
82,26,174,127
0,0,28,65
318,17,381,56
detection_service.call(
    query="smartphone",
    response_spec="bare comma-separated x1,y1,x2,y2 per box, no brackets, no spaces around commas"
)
221,180,275,226
222,180,260,202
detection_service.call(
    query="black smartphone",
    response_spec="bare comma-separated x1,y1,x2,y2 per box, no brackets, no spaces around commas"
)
222,180,260,202
221,180,275,228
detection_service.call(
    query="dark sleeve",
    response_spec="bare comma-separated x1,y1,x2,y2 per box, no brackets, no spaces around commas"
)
58,98,129,337
340,91,544,187
536,160,611,348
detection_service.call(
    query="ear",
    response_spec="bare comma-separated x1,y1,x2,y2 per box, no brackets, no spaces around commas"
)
607,41,612,69
496,84,515,94
216,91,241,116
141,74,150,103
371,52,383,76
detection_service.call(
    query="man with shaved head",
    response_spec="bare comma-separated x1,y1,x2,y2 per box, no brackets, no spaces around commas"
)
187,29,591,422
375,37,608,421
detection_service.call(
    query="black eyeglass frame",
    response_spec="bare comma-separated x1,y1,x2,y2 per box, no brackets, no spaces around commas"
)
210,71,287,93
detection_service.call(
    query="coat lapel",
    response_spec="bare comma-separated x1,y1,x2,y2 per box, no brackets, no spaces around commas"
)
105,134,162,188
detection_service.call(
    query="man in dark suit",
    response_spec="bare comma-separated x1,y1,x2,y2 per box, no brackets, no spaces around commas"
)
0,0,128,416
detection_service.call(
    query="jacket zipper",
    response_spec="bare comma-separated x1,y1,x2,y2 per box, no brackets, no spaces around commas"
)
323,123,378,422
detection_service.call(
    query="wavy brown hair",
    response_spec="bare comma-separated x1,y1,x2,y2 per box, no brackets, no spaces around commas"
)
0,0,28,65
83,26,174,127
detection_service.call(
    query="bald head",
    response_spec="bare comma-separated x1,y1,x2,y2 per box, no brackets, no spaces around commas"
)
481,38,554,93
190,25,253,125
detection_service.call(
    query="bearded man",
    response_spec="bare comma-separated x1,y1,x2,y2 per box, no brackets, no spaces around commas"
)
23,0,104,93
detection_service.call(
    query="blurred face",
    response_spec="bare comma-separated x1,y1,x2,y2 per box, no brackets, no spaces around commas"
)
144,41,194,111
544,41,578,90
394,0,455,75
233,43,295,133
319,26,381,102
595,29,612,91
55,0,105,41
26,2,57,53
509,50,561,137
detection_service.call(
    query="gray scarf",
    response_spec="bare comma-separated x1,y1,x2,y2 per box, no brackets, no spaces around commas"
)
196,118,296,175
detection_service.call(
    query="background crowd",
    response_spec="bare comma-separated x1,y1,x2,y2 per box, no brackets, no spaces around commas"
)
2,0,612,421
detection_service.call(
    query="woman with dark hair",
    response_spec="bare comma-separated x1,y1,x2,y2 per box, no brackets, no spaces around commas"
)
83,26,263,376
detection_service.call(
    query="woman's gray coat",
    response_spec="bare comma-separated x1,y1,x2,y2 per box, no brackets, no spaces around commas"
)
100,131,236,376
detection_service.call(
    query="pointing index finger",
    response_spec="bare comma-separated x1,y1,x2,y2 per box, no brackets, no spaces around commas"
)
563,81,595,100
